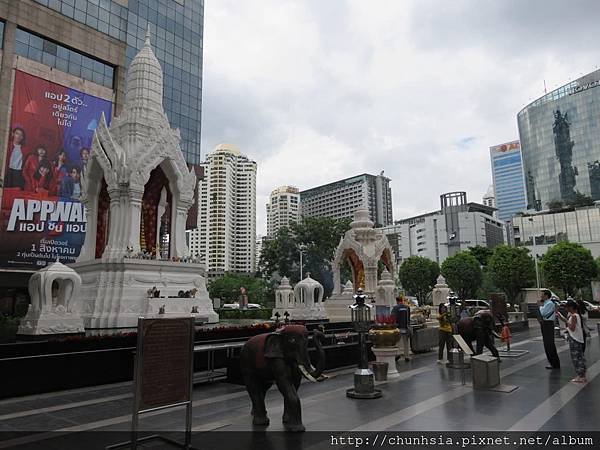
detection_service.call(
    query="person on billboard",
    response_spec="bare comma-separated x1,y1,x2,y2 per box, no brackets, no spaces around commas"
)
32,160,53,193
68,135,84,156
80,148,90,173
59,166,81,200
23,145,48,192
5,127,26,189
52,149,69,194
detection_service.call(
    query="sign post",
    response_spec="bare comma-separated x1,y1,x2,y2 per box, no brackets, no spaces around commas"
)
107,316,195,450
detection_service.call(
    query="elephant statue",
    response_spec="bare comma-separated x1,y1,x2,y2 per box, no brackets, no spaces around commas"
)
457,310,501,357
240,324,326,432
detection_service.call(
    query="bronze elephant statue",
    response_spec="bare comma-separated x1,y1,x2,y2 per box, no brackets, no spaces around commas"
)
240,325,326,432
457,310,501,357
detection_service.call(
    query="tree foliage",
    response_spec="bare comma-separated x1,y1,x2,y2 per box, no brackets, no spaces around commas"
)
258,217,352,297
540,242,598,296
467,245,494,267
398,256,440,305
208,273,271,306
487,245,535,304
440,251,482,300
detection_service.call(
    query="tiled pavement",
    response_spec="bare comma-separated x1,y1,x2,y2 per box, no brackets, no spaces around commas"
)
0,320,598,449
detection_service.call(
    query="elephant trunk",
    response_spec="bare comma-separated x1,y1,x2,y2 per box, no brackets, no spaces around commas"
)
298,331,326,382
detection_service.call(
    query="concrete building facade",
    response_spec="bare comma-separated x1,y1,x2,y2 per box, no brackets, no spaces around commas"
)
299,172,392,227
192,143,257,277
512,205,600,258
266,185,300,237
382,192,504,266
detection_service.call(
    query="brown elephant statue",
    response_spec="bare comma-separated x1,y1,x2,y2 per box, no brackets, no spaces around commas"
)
457,310,501,357
240,325,326,432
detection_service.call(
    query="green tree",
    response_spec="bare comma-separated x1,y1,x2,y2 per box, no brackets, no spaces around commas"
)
541,242,598,296
258,217,351,297
487,245,535,304
441,251,482,300
398,256,440,305
467,245,494,267
208,273,271,306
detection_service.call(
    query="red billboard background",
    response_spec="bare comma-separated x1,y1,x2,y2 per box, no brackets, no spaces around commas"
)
1,71,112,269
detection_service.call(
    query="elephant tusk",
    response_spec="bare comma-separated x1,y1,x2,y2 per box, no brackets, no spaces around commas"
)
492,331,501,339
299,365,318,383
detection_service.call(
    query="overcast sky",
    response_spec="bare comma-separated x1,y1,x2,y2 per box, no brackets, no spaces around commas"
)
200,0,600,235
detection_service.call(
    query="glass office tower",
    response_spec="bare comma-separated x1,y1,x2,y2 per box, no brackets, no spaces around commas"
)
31,0,204,164
518,69,600,210
489,141,527,222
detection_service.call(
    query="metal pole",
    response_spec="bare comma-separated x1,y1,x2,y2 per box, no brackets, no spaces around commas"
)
530,218,541,294
300,249,303,280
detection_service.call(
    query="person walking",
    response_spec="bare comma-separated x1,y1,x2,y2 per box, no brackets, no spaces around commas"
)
539,289,560,369
557,300,587,383
437,304,453,364
392,296,411,362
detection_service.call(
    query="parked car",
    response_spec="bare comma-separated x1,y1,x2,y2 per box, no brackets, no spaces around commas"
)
220,303,263,310
464,299,491,310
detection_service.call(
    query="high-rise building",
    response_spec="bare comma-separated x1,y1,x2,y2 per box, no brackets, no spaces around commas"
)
192,143,256,277
266,185,300,237
0,0,204,166
381,192,504,266
518,69,600,211
299,172,392,226
489,141,527,222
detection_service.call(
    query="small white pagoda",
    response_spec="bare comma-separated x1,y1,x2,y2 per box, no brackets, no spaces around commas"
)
71,29,217,328
272,274,328,321
18,261,85,335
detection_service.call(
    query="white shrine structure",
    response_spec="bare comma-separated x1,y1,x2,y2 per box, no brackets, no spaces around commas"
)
272,274,328,321
325,208,397,321
71,30,217,328
18,261,85,335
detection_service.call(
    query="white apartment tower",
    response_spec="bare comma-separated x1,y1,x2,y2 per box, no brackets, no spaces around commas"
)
193,143,257,277
266,186,300,237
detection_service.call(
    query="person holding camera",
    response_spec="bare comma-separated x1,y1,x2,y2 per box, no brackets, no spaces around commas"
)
557,299,587,383
539,290,560,369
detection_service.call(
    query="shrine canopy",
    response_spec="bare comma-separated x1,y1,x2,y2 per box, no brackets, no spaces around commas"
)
331,208,396,296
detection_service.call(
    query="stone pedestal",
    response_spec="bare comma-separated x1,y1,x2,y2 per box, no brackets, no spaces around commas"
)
372,347,400,377
71,259,218,328
471,354,500,389
324,281,355,322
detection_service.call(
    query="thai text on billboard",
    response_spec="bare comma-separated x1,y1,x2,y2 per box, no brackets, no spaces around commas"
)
1,70,112,269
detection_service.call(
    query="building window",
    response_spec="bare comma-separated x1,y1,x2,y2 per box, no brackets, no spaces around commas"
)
14,27,114,88
0,21,4,49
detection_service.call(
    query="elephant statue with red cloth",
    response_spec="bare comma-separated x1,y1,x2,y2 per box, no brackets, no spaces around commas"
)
240,325,326,432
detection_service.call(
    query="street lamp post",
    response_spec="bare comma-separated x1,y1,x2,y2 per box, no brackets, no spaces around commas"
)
298,244,307,280
346,289,381,399
528,218,541,294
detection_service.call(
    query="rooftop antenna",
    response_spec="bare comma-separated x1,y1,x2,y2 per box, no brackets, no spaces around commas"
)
543,79,547,94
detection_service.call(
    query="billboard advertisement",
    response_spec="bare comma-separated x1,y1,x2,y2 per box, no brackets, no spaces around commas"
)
1,70,112,269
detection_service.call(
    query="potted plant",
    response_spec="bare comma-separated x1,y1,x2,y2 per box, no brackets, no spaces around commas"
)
368,313,400,347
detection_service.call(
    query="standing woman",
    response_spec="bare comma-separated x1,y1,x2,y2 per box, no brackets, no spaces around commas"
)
437,304,453,364
557,299,587,383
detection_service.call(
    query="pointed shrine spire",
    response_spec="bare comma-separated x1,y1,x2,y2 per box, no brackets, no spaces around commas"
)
123,24,164,116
